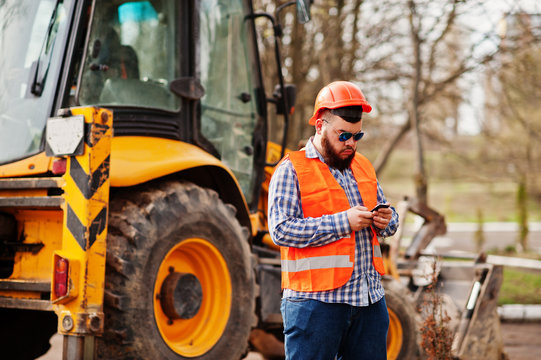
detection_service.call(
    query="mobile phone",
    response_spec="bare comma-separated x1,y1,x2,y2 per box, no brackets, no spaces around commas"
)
371,203,390,212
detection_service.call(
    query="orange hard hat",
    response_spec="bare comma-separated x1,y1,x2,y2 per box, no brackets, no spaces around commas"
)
308,81,372,125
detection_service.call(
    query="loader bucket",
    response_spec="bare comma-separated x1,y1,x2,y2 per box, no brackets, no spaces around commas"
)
390,197,505,360
447,262,505,359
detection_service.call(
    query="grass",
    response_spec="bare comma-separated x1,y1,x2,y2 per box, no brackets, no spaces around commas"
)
499,267,541,305
372,147,541,223
362,140,541,305
366,144,541,304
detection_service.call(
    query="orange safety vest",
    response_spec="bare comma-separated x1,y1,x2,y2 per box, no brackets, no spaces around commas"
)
281,150,385,292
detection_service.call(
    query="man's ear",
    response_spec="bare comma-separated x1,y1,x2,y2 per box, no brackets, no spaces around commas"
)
315,119,324,134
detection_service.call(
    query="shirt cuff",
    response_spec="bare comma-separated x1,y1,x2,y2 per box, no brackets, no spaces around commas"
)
333,211,351,238
376,225,392,238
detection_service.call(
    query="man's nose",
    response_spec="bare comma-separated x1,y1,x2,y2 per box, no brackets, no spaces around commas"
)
345,137,357,146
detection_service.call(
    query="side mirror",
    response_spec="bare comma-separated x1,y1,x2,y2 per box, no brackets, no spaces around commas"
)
273,84,297,115
170,77,205,100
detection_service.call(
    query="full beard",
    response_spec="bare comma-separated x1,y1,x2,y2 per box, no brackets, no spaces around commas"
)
321,134,355,171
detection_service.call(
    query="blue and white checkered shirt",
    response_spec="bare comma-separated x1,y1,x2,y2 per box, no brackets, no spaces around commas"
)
268,138,399,306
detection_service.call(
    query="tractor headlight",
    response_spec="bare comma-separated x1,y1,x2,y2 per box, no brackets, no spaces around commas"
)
45,115,85,156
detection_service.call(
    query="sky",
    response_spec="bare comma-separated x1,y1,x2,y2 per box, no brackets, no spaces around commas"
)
457,0,541,135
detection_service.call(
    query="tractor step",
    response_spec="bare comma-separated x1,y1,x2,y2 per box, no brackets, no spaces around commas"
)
0,177,64,209
0,279,52,311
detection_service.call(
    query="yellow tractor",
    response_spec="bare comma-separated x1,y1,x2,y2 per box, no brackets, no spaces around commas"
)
0,0,503,359
0,0,302,359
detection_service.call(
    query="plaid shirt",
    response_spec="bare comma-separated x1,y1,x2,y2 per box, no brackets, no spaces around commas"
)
268,139,399,306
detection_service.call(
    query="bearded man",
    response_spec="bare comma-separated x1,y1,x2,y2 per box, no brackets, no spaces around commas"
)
268,81,399,360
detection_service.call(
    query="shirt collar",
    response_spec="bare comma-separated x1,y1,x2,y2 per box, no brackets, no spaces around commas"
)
304,137,324,161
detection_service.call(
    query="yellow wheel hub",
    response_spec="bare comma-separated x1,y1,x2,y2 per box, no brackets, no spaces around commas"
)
387,307,403,360
154,238,232,357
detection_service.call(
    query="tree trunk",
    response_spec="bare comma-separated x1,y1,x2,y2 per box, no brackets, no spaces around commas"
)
408,0,428,204
517,177,529,252
374,119,411,174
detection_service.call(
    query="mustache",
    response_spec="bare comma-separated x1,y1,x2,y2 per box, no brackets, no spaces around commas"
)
321,135,356,171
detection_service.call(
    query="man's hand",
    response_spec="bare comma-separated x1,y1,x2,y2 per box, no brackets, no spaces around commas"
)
372,205,392,230
346,206,374,231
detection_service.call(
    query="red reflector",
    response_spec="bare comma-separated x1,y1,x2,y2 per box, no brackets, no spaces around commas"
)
52,158,67,175
54,258,69,298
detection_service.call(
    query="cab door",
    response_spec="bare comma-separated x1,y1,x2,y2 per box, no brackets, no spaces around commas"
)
197,0,267,208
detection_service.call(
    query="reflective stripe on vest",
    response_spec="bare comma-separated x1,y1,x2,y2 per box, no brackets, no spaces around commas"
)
281,254,353,273
370,227,385,274
282,150,385,292
374,241,382,258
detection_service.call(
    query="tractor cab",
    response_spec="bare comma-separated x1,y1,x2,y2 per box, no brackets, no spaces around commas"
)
1,0,278,208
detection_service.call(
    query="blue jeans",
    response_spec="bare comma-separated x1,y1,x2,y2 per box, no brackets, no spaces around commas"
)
280,297,389,360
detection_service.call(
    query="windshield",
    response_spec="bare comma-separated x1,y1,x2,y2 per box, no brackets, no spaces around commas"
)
77,0,181,111
0,0,72,164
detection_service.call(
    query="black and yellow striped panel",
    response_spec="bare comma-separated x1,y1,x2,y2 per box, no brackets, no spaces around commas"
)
63,108,112,252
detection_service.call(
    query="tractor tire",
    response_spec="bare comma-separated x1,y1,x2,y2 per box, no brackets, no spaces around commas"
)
384,279,421,360
97,181,256,360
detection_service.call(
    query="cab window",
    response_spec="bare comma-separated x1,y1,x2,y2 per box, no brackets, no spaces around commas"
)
77,0,180,111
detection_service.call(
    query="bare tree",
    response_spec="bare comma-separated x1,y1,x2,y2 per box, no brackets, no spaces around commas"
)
483,12,541,250
254,0,528,205
369,0,502,203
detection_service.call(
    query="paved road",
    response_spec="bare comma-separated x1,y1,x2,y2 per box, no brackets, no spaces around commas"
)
404,222,541,256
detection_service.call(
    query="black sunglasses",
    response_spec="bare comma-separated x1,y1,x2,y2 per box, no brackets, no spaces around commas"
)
322,120,365,142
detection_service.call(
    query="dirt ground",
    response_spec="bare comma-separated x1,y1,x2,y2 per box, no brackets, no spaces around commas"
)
501,321,541,360
39,321,540,359
246,322,541,360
